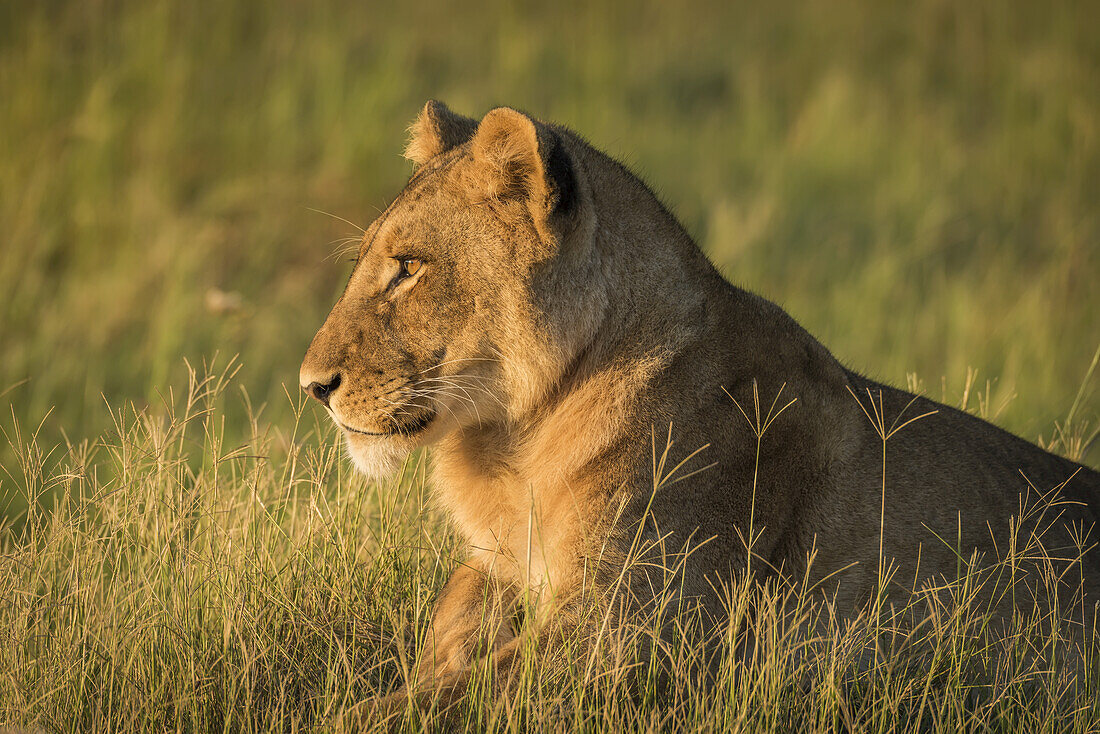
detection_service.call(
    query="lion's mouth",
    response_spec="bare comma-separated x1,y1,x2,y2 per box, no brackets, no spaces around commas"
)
336,409,436,438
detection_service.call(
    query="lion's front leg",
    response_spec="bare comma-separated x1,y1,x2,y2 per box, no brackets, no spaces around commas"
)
362,559,517,726
360,584,591,730
413,556,519,686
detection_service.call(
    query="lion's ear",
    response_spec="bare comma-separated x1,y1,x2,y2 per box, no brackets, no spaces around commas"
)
404,100,477,165
469,107,576,224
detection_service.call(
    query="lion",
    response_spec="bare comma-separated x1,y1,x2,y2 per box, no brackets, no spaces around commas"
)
300,100,1100,708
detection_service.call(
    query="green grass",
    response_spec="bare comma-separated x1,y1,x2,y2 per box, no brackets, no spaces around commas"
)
1,365,1098,732
2,0,1100,730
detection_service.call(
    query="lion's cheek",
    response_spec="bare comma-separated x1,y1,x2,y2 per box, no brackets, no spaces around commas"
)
343,433,410,481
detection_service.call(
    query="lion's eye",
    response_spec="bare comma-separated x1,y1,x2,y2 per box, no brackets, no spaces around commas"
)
400,259,422,278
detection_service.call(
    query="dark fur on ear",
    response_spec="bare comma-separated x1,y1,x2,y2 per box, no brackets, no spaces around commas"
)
404,100,478,165
469,107,577,225
543,128,577,217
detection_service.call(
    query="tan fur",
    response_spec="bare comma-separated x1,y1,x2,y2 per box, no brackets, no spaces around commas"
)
302,101,1100,705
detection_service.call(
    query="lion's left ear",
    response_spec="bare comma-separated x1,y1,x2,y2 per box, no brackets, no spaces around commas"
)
404,100,478,166
469,107,576,229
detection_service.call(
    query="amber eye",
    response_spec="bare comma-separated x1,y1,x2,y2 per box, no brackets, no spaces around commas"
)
400,259,422,278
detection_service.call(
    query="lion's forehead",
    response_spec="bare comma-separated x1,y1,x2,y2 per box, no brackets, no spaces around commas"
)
365,187,470,257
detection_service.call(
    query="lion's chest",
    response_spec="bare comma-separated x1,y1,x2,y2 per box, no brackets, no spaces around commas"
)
433,456,588,594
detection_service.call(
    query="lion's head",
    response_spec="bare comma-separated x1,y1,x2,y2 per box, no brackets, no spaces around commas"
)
300,101,604,478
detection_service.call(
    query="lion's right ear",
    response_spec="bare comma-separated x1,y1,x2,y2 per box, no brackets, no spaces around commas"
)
403,100,478,166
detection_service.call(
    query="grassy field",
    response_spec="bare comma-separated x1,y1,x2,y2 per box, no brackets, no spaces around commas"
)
1,364,1098,733
1,0,1099,731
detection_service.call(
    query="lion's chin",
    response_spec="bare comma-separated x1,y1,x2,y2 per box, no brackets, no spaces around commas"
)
343,433,411,481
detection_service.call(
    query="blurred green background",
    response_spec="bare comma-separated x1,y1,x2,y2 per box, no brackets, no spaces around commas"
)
1,0,1098,507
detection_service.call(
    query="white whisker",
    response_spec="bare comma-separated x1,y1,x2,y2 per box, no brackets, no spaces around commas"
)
307,206,366,234
407,385,484,428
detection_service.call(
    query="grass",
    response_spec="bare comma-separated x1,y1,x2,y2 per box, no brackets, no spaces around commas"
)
2,0,1100,730
1,363,1098,732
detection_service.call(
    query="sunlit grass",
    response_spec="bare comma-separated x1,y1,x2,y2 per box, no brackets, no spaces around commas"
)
1,365,1097,733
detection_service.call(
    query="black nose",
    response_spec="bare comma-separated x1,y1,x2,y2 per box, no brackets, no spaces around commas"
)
305,374,341,407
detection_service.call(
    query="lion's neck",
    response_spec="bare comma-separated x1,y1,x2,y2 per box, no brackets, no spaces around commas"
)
584,145,718,355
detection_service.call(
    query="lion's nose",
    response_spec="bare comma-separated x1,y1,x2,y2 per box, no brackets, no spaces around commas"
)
304,373,342,408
